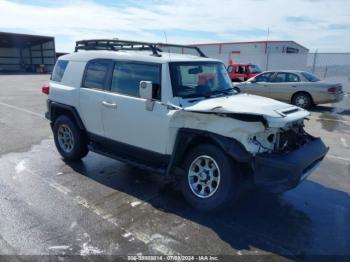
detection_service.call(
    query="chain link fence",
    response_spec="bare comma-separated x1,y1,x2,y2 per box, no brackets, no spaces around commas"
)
306,53,350,92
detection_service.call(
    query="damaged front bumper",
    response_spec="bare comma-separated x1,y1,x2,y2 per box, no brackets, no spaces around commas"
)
253,137,329,193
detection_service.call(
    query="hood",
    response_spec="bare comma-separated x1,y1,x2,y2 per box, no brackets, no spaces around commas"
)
183,93,310,127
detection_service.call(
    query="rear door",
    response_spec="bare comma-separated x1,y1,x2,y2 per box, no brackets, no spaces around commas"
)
79,59,113,137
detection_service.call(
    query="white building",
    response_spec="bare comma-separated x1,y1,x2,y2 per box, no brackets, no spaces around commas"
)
168,40,309,71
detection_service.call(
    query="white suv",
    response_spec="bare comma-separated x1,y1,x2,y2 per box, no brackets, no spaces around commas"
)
44,39,328,211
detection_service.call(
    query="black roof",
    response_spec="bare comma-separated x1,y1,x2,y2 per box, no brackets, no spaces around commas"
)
0,32,54,48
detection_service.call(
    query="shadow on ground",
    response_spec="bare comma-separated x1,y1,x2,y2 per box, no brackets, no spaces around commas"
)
65,158,350,260
310,105,350,116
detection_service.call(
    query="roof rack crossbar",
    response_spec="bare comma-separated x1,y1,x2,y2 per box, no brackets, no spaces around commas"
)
74,39,207,58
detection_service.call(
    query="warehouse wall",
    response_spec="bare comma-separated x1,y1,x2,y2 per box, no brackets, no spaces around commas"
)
165,42,309,71
0,48,21,71
0,39,55,73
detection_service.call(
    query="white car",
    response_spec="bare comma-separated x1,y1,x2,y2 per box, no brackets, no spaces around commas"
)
43,39,328,211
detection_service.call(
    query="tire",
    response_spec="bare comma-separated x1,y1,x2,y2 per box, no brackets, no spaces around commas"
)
292,92,313,109
53,115,89,161
233,87,241,93
181,144,240,211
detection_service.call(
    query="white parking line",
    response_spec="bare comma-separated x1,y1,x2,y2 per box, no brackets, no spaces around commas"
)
309,116,350,124
0,101,45,119
327,154,350,162
340,138,349,148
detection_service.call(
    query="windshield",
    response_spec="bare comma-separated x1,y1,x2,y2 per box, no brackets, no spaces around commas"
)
169,62,233,98
248,65,262,74
302,72,320,82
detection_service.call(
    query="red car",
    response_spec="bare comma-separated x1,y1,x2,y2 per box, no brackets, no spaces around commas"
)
227,63,262,82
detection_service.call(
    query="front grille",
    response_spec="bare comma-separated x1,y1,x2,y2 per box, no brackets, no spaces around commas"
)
276,129,309,152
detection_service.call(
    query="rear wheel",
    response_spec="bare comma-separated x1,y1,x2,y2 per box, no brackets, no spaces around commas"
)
53,115,89,161
292,92,312,109
181,144,240,211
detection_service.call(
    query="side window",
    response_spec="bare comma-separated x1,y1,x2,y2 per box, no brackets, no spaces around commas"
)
51,60,68,82
272,73,287,82
83,60,111,89
287,73,300,82
227,66,233,73
255,72,273,82
111,62,161,99
235,66,246,74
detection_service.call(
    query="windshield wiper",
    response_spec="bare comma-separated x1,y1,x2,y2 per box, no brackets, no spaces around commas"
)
180,88,234,99
204,88,234,97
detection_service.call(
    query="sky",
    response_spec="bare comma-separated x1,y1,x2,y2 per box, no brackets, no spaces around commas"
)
0,0,349,53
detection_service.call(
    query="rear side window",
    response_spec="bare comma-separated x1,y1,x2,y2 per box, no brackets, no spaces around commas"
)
272,73,287,82
51,60,68,82
83,60,111,89
235,66,246,74
287,73,300,82
111,62,161,99
227,66,233,73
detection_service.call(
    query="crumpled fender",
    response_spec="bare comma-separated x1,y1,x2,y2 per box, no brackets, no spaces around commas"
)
166,128,253,176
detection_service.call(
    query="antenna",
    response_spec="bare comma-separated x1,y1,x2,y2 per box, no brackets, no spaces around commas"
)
163,31,171,60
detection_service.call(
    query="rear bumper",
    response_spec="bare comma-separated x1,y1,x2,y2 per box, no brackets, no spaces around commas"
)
316,92,345,104
253,137,329,193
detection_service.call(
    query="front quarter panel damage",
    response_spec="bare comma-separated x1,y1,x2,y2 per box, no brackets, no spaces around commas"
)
168,109,267,155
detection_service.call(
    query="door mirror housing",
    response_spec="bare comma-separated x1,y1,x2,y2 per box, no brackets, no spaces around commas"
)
139,81,153,100
249,78,256,83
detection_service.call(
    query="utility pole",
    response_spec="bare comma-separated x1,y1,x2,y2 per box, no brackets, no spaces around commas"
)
312,48,318,74
265,27,270,71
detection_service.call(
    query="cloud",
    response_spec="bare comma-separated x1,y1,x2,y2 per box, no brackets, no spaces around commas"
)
286,16,322,23
0,0,349,52
328,24,350,30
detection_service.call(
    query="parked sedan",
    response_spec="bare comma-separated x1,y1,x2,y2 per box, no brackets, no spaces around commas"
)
233,70,344,108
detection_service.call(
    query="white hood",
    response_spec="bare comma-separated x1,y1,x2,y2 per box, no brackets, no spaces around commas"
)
182,93,310,127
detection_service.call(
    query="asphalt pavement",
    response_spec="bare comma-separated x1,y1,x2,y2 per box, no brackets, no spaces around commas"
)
0,74,349,261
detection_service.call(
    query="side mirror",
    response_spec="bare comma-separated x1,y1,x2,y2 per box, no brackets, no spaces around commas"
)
139,81,155,111
249,78,256,83
139,81,153,100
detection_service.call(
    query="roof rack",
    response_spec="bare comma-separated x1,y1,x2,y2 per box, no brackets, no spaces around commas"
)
74,39,207,58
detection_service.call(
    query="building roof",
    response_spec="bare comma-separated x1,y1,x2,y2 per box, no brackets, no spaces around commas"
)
0,32,54,48
190,40,309,51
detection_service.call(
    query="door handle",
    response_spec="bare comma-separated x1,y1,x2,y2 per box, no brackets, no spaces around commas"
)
102,101,117,108
292,85,297,88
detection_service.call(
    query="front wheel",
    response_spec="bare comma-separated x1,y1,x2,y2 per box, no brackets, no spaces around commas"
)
181,144,240,211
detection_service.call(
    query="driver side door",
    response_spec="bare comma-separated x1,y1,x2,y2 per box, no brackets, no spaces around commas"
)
101,61,169,155
244,72,274,97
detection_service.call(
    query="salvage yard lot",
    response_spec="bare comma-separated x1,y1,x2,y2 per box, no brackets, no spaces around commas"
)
0,74,349,259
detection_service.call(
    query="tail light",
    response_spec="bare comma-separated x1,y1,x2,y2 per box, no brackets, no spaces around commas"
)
42,84,50,95
328,85,342,94
328,87,337,93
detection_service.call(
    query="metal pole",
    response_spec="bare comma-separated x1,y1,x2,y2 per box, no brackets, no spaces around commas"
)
312,49,318,74
265,27,270,70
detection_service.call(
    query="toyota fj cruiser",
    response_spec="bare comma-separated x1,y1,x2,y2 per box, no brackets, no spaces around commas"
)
44,39,328,211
